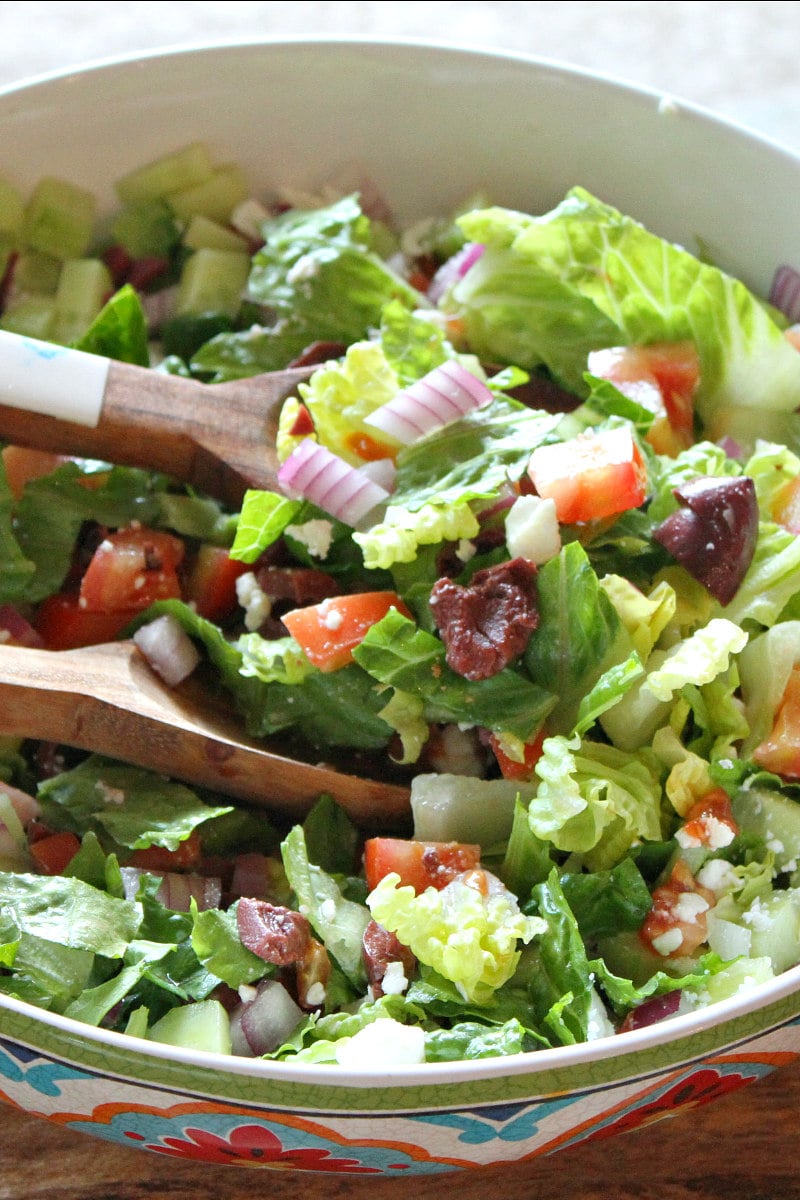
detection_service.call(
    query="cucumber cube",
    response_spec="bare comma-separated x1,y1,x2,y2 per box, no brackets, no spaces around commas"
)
176,247,250,318
15,249,62,296
111,199,180,258
115,141,214,205
148,999,232,1054
732,787,800,874
168,165,249,225
22,176,96,259
0,178,24,236
50,258,112,344
0,294,55,338
183,213,249,253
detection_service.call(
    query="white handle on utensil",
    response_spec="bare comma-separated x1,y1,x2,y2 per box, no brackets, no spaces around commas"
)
0,329,110,426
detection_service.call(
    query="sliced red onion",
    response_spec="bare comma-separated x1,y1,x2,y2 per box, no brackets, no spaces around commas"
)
230,978,304,1057
769,264,800,322
427,242,485,303
133,613,201,687
120,865,221,911
0,605,45,648
278,439,390,525
357,456,396,492
364,360,492,445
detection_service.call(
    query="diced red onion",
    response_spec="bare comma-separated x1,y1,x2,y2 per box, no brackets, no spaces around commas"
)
769,264,800,323
0,783,41,828
364,360,492,445
0,605,45,648
619,989,681,1033
133,614,201,687
357,456,396,492
278,439,391,525
230,978,304,1057
141,284,179,333
120,865,221,911
427,242,485,303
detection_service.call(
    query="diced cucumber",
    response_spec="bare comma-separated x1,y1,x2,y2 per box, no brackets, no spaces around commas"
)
148,999,232,1054
175,247,250,318
115,141,214,205
732,786,800,873
740,889,800,973
161,312,234,361
681,956,774,1008
168,165,249,225
0,177,24,236
596,930,701,987
410,774,531,846
111,199,180,258
50,258,112,344
0,294,55,338
183,213,249,253
14,249,62,295
22,176,96,259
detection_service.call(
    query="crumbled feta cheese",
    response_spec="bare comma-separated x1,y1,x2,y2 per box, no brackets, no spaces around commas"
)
304,981,326,1007
675,827,702,850
380,960,409,996
505,495,561,564
238,983,258,1004
236,571,273,631
696,858,739,896
742,897,773,931
455,538,476,563
285,519,334,559
319,898,337,924
335,1018,425,1068
672,892,710,924
320,602,343,631
651,927,684,956
95,781,126,806
286,253,319,285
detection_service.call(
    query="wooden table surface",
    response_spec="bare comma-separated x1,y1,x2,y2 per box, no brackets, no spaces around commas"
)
0,1059,797,1199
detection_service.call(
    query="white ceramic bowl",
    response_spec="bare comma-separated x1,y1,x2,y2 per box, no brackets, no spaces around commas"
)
1,38,800,1176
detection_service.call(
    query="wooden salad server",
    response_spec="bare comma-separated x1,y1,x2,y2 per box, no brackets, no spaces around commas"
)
0,640,410,828
0,329,320,505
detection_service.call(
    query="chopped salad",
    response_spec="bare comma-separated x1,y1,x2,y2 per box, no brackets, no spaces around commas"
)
1,143,800,1065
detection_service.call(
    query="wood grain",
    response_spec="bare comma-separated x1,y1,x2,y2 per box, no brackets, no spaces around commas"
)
0,1060,796,1199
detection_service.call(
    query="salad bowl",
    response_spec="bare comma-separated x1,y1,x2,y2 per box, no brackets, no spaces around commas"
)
2,37,800,1176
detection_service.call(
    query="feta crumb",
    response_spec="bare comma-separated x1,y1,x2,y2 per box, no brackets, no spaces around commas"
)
238,983,258,1004
95,781,126,806
320,602,343,631
651,927,684,956
455,539,476,563
696,858,739,896
505,494,561,564
380,960,409,996
742,897,772,931
676,827,702,850
673,892,710,924
285,519,334,559
235,571,273,632
304,981,326,1007
335,1018,426,1068
319,898,337,923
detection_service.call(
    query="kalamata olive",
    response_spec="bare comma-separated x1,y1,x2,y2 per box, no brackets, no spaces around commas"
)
653,475,758,605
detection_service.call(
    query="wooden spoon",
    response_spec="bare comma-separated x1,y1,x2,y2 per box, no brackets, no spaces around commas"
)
0,640,410,829
0,329,320,506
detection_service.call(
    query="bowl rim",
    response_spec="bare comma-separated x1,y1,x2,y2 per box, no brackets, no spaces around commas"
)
1,35,800,1095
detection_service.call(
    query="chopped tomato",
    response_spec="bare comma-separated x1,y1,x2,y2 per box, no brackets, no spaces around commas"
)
753,664,800,779
344,430,398,463
640,859,715,958
1,446,72,500
29,831,81,875
489,729,546,781
588,342,699,456
527,425,648,525
364,838,482,893
282,591,412,672
185,545,250,622
35,592,138,650
678,788,739,849
79,526,184,614
127,831,203,872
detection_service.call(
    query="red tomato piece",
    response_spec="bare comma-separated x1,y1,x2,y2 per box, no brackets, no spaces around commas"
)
489,729,546,781
29,831,81,875
527,426,648,525
79,526,184,614
679,788,739,849
282,591,412,672
753,664,800,779
128,831,203,872
1,446,73,500
640,859,715,958
35,593,138,650
588,342,699,456
185,545,250,622
364,838,482,894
